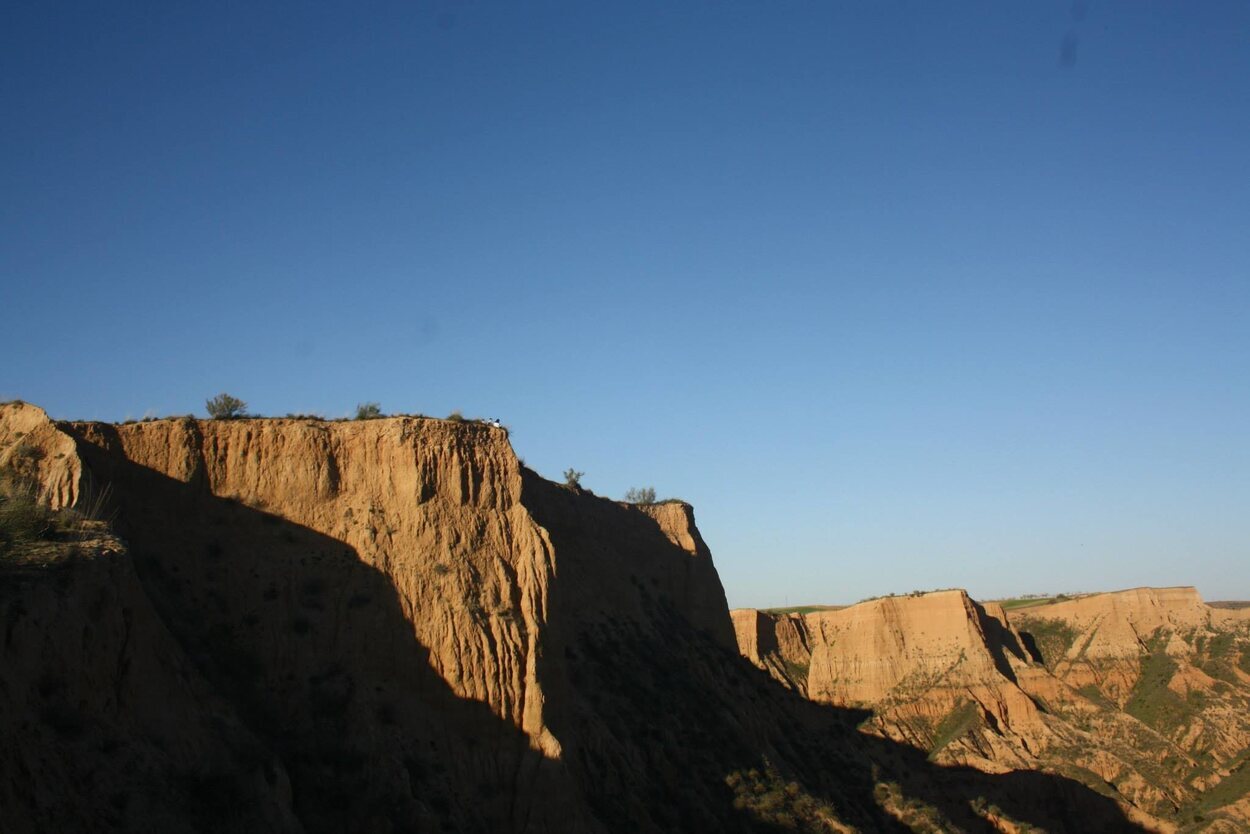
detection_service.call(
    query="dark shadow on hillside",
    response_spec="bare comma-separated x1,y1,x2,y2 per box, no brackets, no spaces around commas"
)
521,469,1149,833
1018,630,1047,665
51,420,1149,833
67,426,573,834
970,599,1026,685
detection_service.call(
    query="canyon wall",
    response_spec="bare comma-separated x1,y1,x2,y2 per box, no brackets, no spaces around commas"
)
0,402,1152,833
734,588,1250,831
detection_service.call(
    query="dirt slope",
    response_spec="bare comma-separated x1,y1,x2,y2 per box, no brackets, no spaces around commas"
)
1,402,1150,832
1012,589,1250,831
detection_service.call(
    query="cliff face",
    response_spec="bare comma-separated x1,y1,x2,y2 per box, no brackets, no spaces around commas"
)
0,534,300,834
1012,587,1218,701
1012,589,1250,831
2,403,739,831
736,592,1053,769
58,409,738,831
735,588,1250,831
1,403,1154,833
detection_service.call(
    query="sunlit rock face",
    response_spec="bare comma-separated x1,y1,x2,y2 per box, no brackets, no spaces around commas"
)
735,586,1250,829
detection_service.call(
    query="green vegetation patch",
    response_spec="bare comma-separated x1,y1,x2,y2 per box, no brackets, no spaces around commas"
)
761,604,844,615
929,699,982,758
1124,641,1191,733
1076,683,1116,710
996,596,1057,610
0,469,100,567
1180,757,1250,821
725,762,842,831
1017,617,1080,670
1195,632,1244,683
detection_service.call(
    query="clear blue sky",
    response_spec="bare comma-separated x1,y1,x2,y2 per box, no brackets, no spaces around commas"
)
3,2,1247,607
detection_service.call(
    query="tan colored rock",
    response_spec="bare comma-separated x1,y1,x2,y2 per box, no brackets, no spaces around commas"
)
0,401,81,508
735,585,1250,828
0,403,1182,833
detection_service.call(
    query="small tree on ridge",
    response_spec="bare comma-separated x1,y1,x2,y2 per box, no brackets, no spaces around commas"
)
206,393,247,419
624,486,657,505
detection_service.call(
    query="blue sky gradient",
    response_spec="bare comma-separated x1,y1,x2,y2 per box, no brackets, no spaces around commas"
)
3,1,1247,606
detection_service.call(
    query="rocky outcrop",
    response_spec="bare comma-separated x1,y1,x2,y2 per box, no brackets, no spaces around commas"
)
1011,588,1250,826
735,588,1250,831
1012,587,1218,701
737,592,1055,770
731,609,813,695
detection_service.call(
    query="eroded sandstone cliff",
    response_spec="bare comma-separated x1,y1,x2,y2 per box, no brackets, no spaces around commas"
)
734,587,1250,832
1,402,1153,833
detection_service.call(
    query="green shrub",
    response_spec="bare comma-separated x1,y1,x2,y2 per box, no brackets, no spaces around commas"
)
0,481,54,551
354,402,382,420
205,393,247,419
624,486,657,504
446,410,465,422
563,468,584,488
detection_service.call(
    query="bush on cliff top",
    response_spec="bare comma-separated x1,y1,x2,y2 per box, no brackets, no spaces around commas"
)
624,486,657,505
206,393,248,420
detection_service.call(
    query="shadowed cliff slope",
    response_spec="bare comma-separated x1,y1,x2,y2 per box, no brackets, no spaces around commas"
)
1,402,1148,832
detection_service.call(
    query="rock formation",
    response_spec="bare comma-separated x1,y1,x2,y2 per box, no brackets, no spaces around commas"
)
734,587,1250,832
1,402,1152,832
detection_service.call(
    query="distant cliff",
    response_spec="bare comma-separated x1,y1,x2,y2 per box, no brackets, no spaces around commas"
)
734,588,1250,831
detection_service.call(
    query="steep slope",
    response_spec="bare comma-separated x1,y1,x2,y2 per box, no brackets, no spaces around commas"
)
1,402,1149,832
736,592,1061,770
1012,590,1250,831
0,534,300,833
735,587,1250,832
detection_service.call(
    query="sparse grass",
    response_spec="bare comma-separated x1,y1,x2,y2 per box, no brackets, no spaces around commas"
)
1195,632,1244,682
782,659,810,684
1076,683,1116,709
725,761,843,831
0,472,105,565
929,699,981,757
1124,639,1190,732
1179,756,1250,820
996,596,1057,610
1015,617,1079,670
991,593,1083,610
0,479,55,550
761,605,845,615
